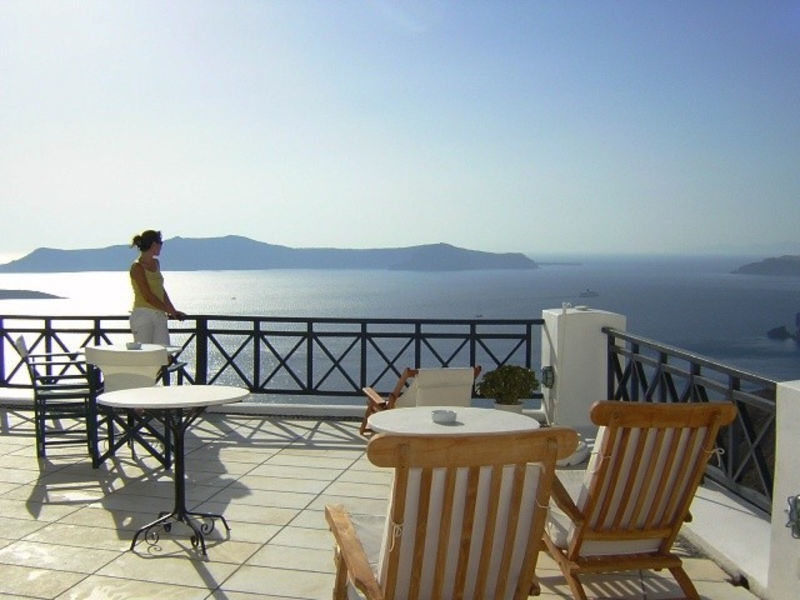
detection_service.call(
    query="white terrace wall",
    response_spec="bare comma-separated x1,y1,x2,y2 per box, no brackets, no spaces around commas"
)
767,380,800,600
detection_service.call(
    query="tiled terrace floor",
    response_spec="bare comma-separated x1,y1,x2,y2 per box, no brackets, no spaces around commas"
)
0,408,761,600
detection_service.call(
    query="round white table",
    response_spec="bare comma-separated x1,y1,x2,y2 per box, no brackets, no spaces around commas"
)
86,343,181,354
97,384,248,411
367,406,540,436
97,385,248,555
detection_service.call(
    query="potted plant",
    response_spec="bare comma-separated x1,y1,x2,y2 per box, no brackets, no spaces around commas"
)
477,365,539,412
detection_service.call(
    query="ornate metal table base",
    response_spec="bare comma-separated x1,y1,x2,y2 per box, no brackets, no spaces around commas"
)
131,506,229,555
130,406,228,555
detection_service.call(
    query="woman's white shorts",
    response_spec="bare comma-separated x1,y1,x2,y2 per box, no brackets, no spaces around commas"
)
130,308,170,345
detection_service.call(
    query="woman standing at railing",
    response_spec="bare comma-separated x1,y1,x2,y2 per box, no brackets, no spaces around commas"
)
129,229,185,344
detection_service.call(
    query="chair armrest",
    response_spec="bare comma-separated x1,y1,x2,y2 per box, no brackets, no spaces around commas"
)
165,361,186,373
363,387,388,409
325,505,384,600
27,351,83,360
28,356,85,368
550,475,584,524
36,375,89,385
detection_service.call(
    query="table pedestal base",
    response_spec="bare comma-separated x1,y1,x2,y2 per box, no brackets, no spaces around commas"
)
131,508,229,555
129,406,229,556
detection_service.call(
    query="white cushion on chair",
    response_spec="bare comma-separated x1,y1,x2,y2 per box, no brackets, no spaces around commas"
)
346,512,387,600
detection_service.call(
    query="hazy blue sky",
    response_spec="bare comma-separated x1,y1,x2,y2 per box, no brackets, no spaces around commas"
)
2,1,798,261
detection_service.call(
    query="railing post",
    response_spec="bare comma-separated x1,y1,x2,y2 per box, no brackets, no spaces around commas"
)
606,329,615,400
44,318,53,354
630,341,640,402
306,320,313,393
414,322,421,368
0,317,5,385
690,362,701,402
525,322,532,369
658,351,668,403
195,317,208,385
360,322,368,391
469,322,477,368
92,318,102,346
253,319,261,391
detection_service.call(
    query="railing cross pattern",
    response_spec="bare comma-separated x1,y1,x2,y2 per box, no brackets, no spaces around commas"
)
258,334,307,391
419,335,470,367
207,333,255,388
474,336,525,368
364,338,414,388
310,334,361,392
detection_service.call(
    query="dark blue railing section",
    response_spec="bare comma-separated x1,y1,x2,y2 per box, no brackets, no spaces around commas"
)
1,315,772,515
604,327,776,514
0,315,543,399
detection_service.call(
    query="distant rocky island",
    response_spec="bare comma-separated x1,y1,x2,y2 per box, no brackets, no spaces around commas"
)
0,236,538,273
730,254,800,341
732,255,800,276
0,289,62,300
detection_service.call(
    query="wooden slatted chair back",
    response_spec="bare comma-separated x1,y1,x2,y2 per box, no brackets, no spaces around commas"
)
368,428,577,600
567,401,737,559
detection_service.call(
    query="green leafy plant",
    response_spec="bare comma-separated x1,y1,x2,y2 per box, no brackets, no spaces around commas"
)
477,365,539,405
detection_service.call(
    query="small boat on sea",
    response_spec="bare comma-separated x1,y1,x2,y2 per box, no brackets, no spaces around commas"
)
579,289,599,298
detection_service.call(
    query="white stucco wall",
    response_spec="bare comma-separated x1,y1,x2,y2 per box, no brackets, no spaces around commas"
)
767,380,800,599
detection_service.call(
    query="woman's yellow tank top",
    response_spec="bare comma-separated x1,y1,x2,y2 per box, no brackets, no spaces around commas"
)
131,262,166,310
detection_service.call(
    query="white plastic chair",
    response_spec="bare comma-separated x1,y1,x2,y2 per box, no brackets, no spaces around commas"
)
84,345,171,468
84,346,169,392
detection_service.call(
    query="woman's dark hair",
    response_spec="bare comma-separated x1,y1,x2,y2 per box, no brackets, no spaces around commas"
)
131,230,163,251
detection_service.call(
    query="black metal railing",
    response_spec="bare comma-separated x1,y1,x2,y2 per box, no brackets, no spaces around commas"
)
0,314,542,400
604,327,776,514
0,315,776,515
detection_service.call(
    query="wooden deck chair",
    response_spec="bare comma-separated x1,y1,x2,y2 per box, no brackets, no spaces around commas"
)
360,367,481,436
84,345,171,468
543,401,737,600
13,336,92,458
326,427,578,600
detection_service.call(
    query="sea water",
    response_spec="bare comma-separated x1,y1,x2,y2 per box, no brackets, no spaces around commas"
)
1,254,798,381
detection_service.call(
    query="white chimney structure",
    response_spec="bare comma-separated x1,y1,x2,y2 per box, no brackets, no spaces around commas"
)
540,305,627,442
